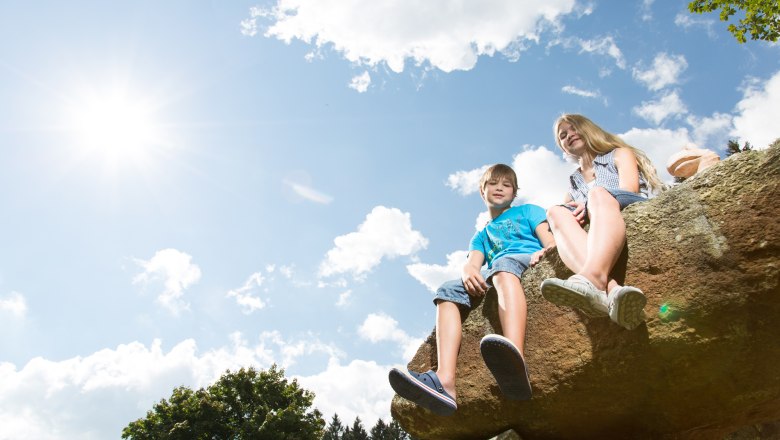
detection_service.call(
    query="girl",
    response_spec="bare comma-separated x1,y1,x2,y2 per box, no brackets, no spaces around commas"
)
541,114,664,330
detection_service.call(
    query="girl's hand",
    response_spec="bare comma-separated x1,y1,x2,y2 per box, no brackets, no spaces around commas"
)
566,201,587,225
462,265,489,297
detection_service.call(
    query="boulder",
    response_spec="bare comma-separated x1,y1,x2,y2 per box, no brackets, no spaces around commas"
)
391,142,780,439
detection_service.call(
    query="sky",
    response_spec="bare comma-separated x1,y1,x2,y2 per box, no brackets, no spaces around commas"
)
1,0,779,438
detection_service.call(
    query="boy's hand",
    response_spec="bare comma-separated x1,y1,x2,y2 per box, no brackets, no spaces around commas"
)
462,266,489,297
530,246,554,266
566,201,587,225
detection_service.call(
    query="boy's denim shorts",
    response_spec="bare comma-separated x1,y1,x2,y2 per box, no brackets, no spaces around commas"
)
433,253,533,308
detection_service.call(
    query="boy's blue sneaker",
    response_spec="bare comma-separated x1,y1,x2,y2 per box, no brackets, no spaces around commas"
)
388,368,457,416
540,275,609,318
608,285,647,330
480,334,532,400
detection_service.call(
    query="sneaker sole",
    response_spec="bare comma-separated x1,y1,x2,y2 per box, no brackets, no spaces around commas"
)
614,290,647,330
541,279,605,318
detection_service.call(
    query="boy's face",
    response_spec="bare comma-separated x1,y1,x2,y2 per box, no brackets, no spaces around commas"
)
481,176,515,209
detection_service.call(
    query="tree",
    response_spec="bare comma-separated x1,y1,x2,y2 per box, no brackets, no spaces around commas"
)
342,417,370,440
726,139,753,156
122,365,325,440
323,414,346,440
688,0,780,43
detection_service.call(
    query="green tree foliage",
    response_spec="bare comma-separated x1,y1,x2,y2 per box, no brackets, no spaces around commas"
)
122,365,325,440
322,414,346,440
726,139,753,156
323,415,411,440
688,0,780,43
342,417,370,440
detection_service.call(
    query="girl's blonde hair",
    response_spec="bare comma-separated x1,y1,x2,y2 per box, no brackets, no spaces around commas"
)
554,114,665,193
480,164,518,198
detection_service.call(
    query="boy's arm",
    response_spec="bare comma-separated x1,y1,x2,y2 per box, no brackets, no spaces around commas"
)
461,250,488,297
529,221,556,266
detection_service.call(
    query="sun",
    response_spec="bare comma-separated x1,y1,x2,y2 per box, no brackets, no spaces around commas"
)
64,83,169,170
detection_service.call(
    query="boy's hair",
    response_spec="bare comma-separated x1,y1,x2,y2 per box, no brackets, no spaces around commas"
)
553,113,665,193
480,164,518,197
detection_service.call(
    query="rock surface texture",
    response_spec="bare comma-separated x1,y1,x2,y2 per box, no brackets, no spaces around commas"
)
391,143,780,440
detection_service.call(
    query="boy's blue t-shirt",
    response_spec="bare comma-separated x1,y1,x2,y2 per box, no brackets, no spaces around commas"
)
469,204,547,269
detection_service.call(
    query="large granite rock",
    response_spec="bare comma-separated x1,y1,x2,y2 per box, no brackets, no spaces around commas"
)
391,142,780,439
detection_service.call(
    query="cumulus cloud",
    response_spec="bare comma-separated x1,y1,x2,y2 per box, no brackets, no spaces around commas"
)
283,179,334,204
0,292,27,317
319,206,428,279
633,90,689,125
732,71,780,149
633,52,688,91
406,250,468,293
348,71,371,93
358,313,423,360
446,165,489,196
445,146,571,208
246,0,578,73
686,112,734,149
620,126,693,183
226,272,267,314
133,249,202,315
0,332,389,439
297,357,397,427
0,334,274,440
640,0,655,21
335,290,352,307
512,146,573,208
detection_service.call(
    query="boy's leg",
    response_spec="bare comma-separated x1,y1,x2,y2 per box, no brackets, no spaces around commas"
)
435,300,461,399
490,272,527,354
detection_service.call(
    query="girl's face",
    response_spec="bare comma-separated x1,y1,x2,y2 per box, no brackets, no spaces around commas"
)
557,121,586,157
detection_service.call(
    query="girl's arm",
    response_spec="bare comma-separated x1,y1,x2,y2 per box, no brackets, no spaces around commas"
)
461,250,488,296
614,147,641,193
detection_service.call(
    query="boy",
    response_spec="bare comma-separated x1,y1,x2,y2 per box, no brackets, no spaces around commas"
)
389,164,555,415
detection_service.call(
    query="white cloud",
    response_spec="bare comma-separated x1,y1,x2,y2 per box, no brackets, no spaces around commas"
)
562,85,600,99
406,250,468,293
674,13,717,38
358,313,423,360
348,71,371,93
319,206,429,279
226,272,267,314
283,179,334,204
633,90,689,125
577,36,626,70
297,358,398,428
247,0,578,73
446,165,489,196
732,71,780,149
640,0,655,21
0,332,399,439
335,290,352,307
686,112,734,149
133,249,202,315
0,334,274,440
620,126,694,182
633,52,688,91
0,292,27,317
512,146,573,208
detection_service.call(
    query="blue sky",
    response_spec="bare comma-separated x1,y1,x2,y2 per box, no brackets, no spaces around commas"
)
1,0,779,437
